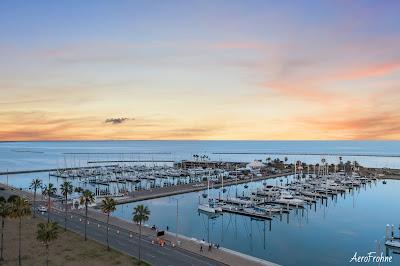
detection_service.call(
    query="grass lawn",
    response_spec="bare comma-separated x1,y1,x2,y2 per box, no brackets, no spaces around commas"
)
1,216,149,266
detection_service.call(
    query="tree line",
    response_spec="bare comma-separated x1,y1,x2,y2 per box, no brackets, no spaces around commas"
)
0,178,151,265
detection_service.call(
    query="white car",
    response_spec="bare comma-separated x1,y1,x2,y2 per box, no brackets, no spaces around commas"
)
37,206,48,212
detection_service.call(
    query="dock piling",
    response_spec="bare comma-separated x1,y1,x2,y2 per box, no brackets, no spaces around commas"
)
386,224,390,240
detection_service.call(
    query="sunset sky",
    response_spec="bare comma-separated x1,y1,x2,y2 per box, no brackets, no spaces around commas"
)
1,0,400,140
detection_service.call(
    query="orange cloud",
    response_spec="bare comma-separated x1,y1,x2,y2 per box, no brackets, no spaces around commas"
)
338,61,400,80
0,111,227,141
261,80,339,102
298,112,400,140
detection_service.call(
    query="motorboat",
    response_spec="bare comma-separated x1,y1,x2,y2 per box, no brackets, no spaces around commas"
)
274,191,305,207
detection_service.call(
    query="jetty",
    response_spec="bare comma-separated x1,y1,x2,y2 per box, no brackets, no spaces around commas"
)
0,165,118,176
115,171,290,204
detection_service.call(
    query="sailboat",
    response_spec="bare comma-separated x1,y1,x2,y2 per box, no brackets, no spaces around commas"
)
198,170,222,213
198,199,222,213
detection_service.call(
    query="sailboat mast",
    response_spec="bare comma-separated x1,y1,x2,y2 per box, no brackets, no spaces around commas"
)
235,166,238,197
221,170,224,191
207,170,210,196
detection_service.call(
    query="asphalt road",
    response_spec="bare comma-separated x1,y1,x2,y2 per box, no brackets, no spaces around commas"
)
43,210,225,266
0,189,225,266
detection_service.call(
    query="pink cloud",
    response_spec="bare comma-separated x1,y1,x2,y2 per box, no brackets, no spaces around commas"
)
260,80,340,102
337,61,400,80
211,41,266,50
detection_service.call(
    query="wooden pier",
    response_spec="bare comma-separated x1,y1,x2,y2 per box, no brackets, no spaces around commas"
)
221,206,272,220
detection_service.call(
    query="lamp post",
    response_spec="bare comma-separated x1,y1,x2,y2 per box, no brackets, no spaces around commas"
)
171,196,183,246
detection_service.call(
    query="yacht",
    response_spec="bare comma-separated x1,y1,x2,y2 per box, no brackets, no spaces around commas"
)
198,199,222,213
275,191,305,207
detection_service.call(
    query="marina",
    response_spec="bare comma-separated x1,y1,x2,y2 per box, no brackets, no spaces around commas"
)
113,175,400,266
1,141,400,266
2,1,400,265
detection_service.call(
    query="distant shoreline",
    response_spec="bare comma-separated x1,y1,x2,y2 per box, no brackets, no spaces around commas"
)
213,152,400,157
1,140,400,143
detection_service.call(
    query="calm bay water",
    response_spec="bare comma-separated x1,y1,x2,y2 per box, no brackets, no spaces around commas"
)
113,177,400,266
0,141,399,265
1,141,400,171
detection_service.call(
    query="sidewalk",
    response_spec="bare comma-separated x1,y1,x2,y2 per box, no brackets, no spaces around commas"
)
0,183,280,266
83,208,280,266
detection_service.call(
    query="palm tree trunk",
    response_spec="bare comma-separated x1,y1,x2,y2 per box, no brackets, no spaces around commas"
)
138,222,142,261
0,217,4,261
64,194,67,231
47,195,50,223
46,244,49,266
33,189,36,218
106,213,110,250
18,217,21,266
84,204,87,241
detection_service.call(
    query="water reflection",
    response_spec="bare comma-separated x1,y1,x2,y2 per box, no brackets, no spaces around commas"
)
113,176,400,266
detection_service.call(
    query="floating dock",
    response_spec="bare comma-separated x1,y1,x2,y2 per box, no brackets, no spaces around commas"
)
221,206,272,220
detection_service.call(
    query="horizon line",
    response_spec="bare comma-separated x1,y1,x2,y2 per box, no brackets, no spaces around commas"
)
1,139,399,143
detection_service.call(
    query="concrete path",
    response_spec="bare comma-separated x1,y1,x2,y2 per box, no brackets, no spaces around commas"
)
0,183,280,266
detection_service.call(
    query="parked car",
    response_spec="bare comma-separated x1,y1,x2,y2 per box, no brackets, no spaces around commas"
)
37,206,48,212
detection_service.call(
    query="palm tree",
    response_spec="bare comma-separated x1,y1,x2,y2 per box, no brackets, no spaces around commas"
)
9,196,31,266
321,158,326,175
0,197,11,261
42,183,57,223
60,181,73,231
100,197,117,250
80,190,95,241
133,205,150,262
37,221,58,266
7,194,19,204
29,178,42,218
345,161,352,176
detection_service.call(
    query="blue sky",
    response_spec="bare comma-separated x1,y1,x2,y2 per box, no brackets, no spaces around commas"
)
1,0,400,140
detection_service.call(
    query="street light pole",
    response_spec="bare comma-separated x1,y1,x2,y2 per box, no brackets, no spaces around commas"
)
176,199,178,245
171,196,183,246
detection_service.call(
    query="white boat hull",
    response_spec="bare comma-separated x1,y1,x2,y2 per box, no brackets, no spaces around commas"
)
198,204,216,213
198,204,222,213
